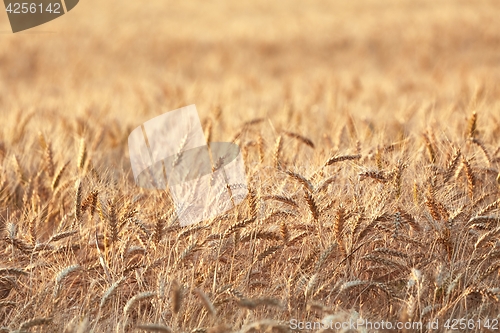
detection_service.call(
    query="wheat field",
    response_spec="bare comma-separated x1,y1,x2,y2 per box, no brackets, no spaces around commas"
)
1,0,500,332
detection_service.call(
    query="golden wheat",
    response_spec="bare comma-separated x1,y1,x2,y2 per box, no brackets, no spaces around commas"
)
1,1,500,331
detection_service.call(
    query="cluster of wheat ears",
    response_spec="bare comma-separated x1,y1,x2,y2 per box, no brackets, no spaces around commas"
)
0,104,499,332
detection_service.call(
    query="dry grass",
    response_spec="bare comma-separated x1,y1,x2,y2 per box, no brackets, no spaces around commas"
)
1,0,500,332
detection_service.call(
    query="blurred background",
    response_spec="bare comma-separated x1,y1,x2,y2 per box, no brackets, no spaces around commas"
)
0,0,499,147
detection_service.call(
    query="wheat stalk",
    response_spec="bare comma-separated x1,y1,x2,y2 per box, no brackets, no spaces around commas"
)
124,291,156,316
195,288,217,317
100,277,126,309
77,137,87,172
283,131,315,149
135,324,173,332
53,264,81,299
462,157,475,198
273,135,283,168
471,138,491,165
171,281,182,314
325,154,361,166
467,111,477,139
18,318,52,331
304,191,320,220
51,161,69,191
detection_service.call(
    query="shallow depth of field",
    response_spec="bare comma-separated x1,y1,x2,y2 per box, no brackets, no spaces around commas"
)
1,0,500,332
